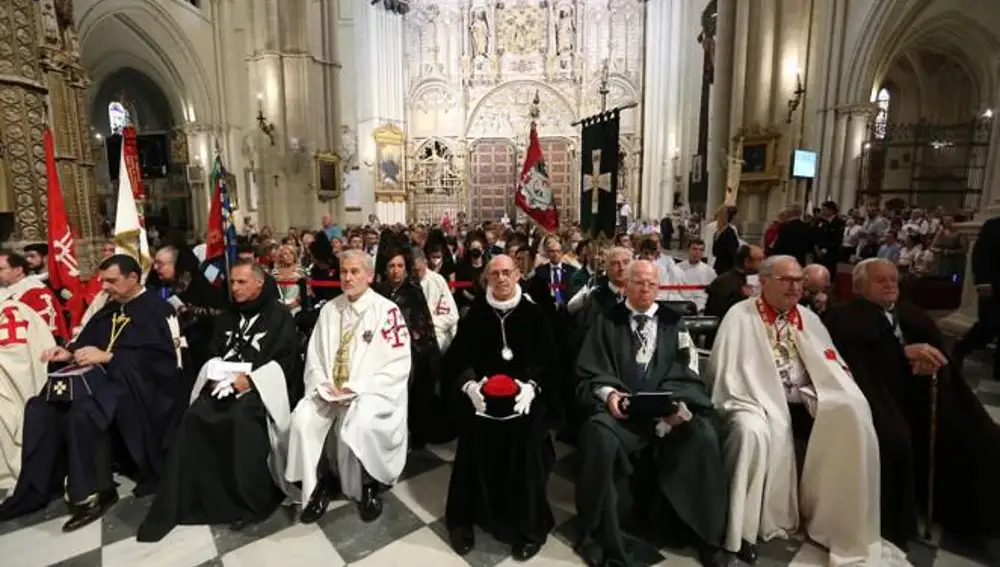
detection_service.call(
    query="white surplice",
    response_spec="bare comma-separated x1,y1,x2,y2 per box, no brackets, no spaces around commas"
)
285,288,412,504
708,298,909,567
0,300,56,489
189,357,299,501
420,270,458,352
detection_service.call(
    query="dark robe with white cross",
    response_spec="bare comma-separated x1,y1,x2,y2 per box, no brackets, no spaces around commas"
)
0,290,181,520
574,302,727,566
443,293,557,546
137,283,302,541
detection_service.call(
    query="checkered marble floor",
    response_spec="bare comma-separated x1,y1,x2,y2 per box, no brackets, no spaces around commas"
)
1,358,996,567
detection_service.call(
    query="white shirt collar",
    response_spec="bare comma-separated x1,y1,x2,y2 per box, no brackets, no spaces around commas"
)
625,301,658,318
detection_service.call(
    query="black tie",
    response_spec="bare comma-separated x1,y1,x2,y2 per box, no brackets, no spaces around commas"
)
887,309,903,343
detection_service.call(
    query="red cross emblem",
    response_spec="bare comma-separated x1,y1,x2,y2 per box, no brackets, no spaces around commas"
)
381,307,409,349
434,297,451,315
0,306,29,347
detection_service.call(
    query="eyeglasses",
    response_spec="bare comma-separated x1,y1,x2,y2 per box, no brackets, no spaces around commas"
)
775,275,805,286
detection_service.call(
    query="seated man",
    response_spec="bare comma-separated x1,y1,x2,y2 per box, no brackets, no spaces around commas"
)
575,260,726,567
444,254,556,561
137,261,302,541
0,254,182,532
710,255,904,565
0,287,57,489
0,250,68,342
826,258,1000,556
285,250,411,523
800,264,832,316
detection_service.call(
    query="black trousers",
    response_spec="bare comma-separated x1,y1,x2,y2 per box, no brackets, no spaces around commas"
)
955,295,999,378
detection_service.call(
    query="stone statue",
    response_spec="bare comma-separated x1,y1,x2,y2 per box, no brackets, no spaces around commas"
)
556,8,575,55
39,0,61,47
340,125,358,170
470,10,489,58
54,0,74,31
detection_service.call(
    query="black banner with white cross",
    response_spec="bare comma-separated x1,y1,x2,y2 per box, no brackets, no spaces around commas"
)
579,110,620,238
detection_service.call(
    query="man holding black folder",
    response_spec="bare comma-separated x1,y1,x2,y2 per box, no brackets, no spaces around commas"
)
574,259,727,567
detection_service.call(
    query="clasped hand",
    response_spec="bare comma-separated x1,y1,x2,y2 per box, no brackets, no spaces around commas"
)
904,343,947,376
41,346,111,366
318,382,355,404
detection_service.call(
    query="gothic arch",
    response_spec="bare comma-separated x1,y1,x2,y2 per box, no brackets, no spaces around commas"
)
465,80,578,139
585,74,639,103
847,2,999,107
77,0,215,126
408,78,459,106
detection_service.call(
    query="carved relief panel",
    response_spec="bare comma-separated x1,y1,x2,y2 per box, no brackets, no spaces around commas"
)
407,138,465,222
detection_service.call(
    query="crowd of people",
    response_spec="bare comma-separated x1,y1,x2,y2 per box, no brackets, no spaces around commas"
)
0,207,997,567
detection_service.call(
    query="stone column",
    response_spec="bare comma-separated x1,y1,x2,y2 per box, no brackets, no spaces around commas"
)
706,0,736,217
355,0,406,224
839,113,867,211
640,0,681,218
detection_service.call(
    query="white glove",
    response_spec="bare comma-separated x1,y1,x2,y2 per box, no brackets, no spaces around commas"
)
655,420,672,438
463,379,487,413
212,378,235,399
513,380,536,415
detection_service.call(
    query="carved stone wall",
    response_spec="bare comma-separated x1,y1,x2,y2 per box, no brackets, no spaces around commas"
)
0,0,99,262
405,0,645,222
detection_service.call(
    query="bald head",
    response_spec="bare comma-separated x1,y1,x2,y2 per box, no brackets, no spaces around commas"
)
485,254,520,301
803,264,831,289
626,259,659,281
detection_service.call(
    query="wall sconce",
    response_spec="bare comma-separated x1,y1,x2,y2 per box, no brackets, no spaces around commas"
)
255,93,275,146
786,70,805,124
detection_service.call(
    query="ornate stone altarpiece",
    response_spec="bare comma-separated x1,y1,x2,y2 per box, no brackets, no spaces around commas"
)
404,0,645,222
0,0,100,266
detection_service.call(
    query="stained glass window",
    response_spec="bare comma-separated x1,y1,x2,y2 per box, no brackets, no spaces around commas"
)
108,102,129,135
874,87,890,140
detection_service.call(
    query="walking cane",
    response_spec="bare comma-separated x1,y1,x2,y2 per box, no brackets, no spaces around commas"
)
923,371,938,541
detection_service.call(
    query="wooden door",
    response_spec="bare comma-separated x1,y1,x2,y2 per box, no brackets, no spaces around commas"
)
469,139,516,222
539,138,573,222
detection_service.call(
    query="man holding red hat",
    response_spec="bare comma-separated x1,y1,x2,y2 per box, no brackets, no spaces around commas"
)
444,254,557,561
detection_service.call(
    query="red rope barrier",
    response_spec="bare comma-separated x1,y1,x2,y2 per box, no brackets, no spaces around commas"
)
273,279,704,291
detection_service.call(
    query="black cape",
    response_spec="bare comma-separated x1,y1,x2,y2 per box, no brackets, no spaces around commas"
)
444,294,557,545
574,304,727,558
137,288,302,542
0,291,182,519
825,298,1000,543
375,279,445,445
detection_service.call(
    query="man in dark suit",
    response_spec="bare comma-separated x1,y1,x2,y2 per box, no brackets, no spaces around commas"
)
953,215,1000,381
531,236,578,429
704,245,764,347
814,201,845,276
771,204,816,266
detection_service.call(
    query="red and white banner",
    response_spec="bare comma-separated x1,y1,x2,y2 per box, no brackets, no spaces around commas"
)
514,122,559,232
42,129,83,326
121,126,145,226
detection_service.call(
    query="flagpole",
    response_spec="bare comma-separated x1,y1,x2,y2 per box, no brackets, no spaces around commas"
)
214,142,234,303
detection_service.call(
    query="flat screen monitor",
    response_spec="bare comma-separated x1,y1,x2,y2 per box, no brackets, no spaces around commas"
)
792,149,817,179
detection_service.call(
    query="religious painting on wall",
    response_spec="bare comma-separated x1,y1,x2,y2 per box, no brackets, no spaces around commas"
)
315,152,342,200
373,124,405,197
579,111,620,238
736,124,782,183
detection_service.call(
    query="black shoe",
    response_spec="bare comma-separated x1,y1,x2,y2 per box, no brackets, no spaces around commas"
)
449,526,475,555
300,487,332,524
737,539,759,564
357,484,382,522
575,540,604,567
512,541,542,561
62,489,118,532
697,546,726,567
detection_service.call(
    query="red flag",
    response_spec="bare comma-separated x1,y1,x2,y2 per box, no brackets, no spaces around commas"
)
514,123,559,232
43,130,84,326
121,126,145,226
205,180,225,260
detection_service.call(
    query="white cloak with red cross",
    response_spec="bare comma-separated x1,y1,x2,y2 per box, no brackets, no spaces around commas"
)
0,277,68,342
285,287,412,503
0,299,56,489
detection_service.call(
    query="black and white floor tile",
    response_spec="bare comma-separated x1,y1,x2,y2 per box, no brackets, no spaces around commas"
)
1,357,995,567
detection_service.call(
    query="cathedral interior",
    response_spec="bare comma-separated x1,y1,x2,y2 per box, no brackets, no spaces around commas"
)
1,0,1000,565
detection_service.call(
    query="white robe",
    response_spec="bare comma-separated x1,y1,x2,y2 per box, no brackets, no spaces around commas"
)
708,299,908,566
189,358,299,501
285,288,411,504
0,300,56,489
420,270,458,352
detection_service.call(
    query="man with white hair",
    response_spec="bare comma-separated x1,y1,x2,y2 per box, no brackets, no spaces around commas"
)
710,255,905,565
825,258,1000,557
412,247,458,352
285,249,412,524
575,259,727,567
568,246,631,317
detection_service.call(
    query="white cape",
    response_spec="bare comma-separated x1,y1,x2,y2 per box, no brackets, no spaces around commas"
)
189,358,299,501
708,299,909,567
285,288,411,503
420,270,458,351
0,300,56,489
